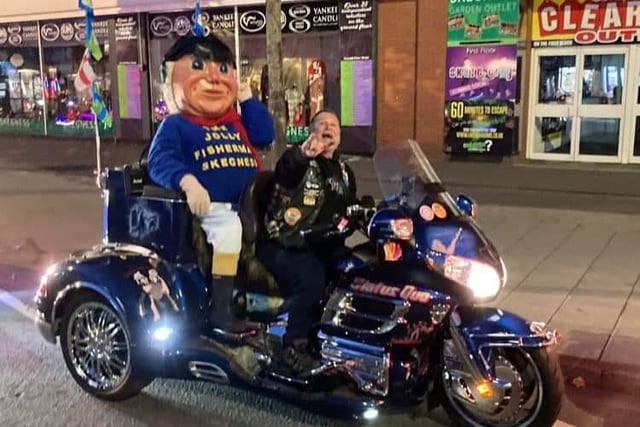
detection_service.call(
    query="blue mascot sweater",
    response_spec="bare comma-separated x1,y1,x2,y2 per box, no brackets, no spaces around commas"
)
148,98,275,204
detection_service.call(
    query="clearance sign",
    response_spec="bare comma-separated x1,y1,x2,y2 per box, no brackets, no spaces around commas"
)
532,0,640,47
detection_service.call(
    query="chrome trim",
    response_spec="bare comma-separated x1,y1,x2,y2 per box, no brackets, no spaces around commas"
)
449,316,559,380
66,301,131,392
448,319,490,382
319,333,390,397
472,327,558,373
70,242,160,263
430,303,451,324
188,361,230,384
320,288,409,335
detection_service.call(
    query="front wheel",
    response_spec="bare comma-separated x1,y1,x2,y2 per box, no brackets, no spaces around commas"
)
59,292,153,400
440,346,564,427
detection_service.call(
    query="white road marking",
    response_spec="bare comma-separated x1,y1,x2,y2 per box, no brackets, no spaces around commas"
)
0,287,36,320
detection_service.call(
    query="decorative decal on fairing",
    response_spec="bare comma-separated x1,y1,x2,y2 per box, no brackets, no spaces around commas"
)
419,205,434,222
132,267,179,321
431,226,463,255
383,241,402,261
431,202,447,219
129,201,160,239
350,277,431,304
423,225,478,258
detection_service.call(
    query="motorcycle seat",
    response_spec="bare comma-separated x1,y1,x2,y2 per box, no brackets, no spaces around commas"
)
237,171,282,297
191,171,283,299
118,157,284,301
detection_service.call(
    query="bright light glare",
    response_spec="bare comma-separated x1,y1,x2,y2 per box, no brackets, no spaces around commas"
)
475,379,493,398
153,326,173,341
362,408,379,420
443,256,501,299
467,261,501,299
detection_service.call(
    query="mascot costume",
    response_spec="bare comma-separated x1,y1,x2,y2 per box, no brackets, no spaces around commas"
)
147,34,275,333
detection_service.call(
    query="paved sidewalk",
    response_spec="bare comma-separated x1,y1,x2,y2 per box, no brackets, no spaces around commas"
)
2,135,640,397
474,205,640,396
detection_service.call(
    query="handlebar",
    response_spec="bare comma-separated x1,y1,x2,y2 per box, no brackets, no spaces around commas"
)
299,200,377,240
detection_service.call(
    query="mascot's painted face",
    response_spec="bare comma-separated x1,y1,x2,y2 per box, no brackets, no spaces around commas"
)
171,52,238,118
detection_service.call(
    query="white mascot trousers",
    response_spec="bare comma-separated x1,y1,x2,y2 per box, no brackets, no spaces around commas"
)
199,202,243,277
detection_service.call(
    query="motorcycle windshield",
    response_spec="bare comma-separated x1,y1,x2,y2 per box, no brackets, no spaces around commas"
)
372,140,506,297
373,139,461,214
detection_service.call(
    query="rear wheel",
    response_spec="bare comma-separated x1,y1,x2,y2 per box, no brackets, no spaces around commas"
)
440,345,564,427
59,293,153,400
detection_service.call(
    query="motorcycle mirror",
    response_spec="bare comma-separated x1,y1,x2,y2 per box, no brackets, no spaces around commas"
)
456,194,477,217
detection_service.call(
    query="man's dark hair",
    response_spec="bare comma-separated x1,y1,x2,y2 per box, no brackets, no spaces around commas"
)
309,109,339,129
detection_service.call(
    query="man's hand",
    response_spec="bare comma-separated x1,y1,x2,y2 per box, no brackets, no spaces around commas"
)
300,133,326,158
179,174,210,216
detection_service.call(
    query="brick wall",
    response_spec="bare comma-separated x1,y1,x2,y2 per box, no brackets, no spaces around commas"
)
376,0,447,156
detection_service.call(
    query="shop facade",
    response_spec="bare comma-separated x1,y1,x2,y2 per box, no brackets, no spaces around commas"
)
431,0,640,164
376,0,640,165
0,0,376,155
0,13,147,141
527,0,640,164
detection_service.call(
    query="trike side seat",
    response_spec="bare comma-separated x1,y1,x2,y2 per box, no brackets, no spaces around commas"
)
102,162,283,301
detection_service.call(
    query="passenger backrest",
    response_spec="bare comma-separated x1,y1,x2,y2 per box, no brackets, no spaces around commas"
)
239,171,275,244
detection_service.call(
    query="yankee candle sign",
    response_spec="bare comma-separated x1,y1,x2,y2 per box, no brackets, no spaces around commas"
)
533,0,640,46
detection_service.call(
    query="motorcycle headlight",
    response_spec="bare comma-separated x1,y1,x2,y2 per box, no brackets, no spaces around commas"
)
443,255,502,299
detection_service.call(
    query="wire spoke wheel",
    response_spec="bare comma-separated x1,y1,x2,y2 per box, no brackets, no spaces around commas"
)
441,344,564,427
60,293,153,400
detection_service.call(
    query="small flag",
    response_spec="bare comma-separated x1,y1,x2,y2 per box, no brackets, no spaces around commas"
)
85,31,102,61
92,99,112,129
74,51,96,92
79,0,95,42
78,0,94,15
91,85,112,129
193,2,204,36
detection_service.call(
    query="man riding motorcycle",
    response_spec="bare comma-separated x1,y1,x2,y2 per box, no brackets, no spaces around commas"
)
258,110,358,376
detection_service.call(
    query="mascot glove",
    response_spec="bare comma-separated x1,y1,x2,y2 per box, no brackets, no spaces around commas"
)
238,81,253,103
179,174,211,216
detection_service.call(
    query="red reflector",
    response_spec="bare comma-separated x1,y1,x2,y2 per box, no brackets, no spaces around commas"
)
36,283,47,299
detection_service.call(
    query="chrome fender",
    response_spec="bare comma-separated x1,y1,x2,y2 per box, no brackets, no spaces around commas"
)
447,306,558,381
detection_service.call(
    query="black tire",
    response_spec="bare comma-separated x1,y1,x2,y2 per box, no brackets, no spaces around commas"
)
441,347,564,427
59,292,153,401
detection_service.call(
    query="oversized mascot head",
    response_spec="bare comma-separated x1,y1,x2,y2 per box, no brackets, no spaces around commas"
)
161,34,238,118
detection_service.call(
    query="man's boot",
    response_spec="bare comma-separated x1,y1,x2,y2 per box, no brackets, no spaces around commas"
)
280,339,322,377
210,275,256,334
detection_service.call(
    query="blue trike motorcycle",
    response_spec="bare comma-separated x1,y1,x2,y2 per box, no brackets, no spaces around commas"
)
34,139,563,426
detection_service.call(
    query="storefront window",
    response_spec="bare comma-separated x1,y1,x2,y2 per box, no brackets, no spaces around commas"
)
532,116,572,154
240,31,340,144
579,118,620,156
239,0,375,154
0,22,44,135
582,54,625,105
40,18,113,137
538,55,576,105
147,1,376,154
